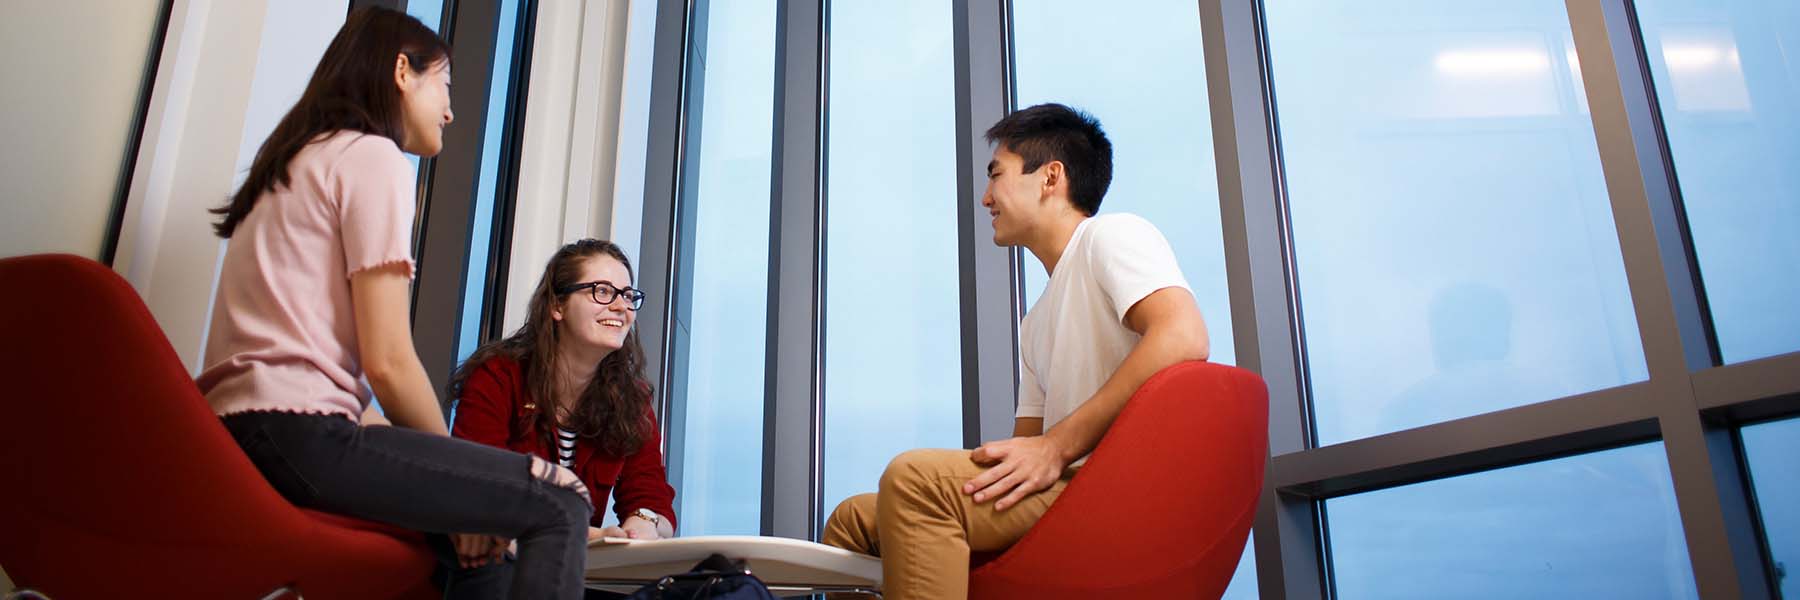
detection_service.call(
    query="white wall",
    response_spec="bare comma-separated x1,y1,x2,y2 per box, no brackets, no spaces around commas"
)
110,0,345,372
0,1,164,259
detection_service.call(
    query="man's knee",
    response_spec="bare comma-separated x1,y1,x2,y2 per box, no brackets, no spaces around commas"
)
828,493,876,525
824,493,880,555
824,493,874,538
878,449,962,496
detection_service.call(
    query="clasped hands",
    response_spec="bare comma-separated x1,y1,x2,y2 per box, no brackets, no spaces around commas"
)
963,434,1071,512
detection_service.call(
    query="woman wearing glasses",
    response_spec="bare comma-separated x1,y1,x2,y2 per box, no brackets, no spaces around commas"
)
444,238,677,594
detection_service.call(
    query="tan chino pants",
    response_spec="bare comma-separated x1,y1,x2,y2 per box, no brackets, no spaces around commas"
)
822,448,1072,600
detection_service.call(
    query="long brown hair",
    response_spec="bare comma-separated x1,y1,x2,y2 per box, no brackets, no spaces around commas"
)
210,7,450,238
450,239,653,457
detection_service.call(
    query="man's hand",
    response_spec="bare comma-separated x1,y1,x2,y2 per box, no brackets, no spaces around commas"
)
963,435,1069,511
449,533,508,569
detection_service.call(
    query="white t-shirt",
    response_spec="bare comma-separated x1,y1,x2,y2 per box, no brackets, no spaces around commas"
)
1016,213,1191,436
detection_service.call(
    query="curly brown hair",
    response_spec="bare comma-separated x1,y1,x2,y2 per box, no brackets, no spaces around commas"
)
450,239,652,456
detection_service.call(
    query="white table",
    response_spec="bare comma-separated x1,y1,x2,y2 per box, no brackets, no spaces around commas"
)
584,535,883,598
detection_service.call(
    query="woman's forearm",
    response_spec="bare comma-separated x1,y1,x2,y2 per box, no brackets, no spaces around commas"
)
367,355,447,436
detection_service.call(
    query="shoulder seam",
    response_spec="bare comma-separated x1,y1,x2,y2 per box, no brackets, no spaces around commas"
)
324,132,406,187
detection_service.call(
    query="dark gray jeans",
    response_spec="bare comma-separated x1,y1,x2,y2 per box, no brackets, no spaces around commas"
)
444,559,628,599
221,411,592,599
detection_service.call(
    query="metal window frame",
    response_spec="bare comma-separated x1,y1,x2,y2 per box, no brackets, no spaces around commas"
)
100,0,176,267
759,0,829,540
1195,0,1326,595
954,0,1023,450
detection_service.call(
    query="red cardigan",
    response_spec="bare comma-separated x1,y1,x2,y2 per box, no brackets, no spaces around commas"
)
451,356,677,530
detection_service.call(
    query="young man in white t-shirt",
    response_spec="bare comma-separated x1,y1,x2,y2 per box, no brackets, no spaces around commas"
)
821,103,1212,599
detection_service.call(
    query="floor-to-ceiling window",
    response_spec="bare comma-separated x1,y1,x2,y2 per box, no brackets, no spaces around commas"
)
819,0,967,515
666,0,779,536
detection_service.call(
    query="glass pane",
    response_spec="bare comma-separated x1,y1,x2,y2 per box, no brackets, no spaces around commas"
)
1327,442,1697,598
671,0,778,535
405,0,445,32
822,0,964,513
1011,0,1235,366
1265,0,1648,445
455,0,523,363
1633,0,1800,363
1742,417,1800,597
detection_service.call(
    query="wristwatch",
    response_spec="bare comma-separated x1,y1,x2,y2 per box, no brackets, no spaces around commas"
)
630,507,662,528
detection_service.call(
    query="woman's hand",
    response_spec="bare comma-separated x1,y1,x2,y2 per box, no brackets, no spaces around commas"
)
620,516,662,540
588,520,660,542
450,533,508,568
358,402,391,426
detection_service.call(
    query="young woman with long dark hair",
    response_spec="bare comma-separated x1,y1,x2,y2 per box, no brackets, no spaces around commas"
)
443,239,677,593
197,8,591,598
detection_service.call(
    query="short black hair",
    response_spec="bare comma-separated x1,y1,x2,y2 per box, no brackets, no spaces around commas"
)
983,103,1113,215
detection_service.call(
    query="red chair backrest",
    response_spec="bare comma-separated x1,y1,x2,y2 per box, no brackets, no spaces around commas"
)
0,254,308,585
970,360,1269,598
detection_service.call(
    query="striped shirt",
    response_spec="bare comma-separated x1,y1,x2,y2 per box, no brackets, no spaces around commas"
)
556,427,579,468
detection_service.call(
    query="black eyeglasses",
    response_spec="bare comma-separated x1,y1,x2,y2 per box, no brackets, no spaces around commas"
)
556,281,645,310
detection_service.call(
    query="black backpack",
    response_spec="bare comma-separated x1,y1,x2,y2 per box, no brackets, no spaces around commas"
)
624,553,779,600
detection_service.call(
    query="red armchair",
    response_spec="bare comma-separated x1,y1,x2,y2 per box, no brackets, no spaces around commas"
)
968,361,1268,599
0,254,436,598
